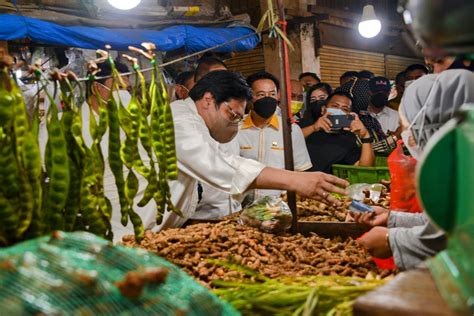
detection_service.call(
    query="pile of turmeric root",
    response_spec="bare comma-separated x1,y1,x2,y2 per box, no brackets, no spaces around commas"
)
282,189,391,222
122,220,395,287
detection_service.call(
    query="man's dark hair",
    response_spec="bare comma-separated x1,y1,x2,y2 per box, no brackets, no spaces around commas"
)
175,71,194,85
340,71,359,81
298,72,320,82
189,70,252,107
246,71,280,91
95,60,129,84
357,70,375,80
306,82,332,105
405,64,429,75
86,60,129,97
194,57,227,82
327,90,354,104
395,71,406,84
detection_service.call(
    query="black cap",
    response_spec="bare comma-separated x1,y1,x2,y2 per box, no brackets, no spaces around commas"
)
369,76,391,93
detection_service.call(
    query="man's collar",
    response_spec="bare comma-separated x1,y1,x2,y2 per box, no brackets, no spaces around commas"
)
241,113,279,130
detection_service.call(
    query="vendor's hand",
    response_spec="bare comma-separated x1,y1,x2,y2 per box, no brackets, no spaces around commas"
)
345,113,369,138
293,172,349,206
358,227,392,258
351,206,390,227
313,112,332,133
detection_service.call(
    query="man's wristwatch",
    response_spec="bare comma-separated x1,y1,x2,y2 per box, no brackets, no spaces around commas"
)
360,136,373,143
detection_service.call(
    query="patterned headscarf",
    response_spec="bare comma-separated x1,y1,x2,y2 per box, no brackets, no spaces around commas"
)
336,78,386,141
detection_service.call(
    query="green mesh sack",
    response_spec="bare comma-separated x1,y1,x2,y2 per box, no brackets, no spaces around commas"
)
0,231,239,316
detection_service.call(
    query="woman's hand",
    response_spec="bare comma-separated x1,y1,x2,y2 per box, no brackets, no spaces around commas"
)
351,206,390,227
358,227,392,258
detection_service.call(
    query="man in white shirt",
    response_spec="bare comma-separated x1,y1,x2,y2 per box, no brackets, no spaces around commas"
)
41,67,347,242
191,56,241,220
368,76,401,138
238,71,312,200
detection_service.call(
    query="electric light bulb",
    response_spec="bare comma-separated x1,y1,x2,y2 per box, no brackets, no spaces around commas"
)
108,0,141,10
358,5,382,38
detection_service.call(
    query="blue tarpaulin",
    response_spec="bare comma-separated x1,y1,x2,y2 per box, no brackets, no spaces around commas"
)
0,14,259,52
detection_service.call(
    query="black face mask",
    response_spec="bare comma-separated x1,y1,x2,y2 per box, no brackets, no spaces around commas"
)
370,92,388,108
252,96,278,119
309,100,326,120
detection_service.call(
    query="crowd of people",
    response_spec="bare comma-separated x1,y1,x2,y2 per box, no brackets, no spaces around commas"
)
176,59,425,183
60,52,472,272
168,55,473,271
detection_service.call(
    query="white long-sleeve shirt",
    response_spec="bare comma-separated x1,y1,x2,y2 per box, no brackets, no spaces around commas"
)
192,138,242,220
237,113,312,199
39,97,265,242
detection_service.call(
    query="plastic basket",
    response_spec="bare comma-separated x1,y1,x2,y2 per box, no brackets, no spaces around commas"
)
375,155,388,167
374,150,391,167
0,231,239,316
331,164,391,184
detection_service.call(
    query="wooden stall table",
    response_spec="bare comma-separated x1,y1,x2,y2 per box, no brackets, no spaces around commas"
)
353,269,459,316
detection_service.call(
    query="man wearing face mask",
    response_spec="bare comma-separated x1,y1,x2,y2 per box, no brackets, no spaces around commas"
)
161,71,347,234
237,71,312,200
303,91,375,173
38,61,139,242
404,64,429,88
174,71,194,100
290,79,305,118
190,60,241,220
368,76,401,139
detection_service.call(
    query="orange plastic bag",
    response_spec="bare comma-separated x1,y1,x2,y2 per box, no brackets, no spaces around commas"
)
388,140,423,213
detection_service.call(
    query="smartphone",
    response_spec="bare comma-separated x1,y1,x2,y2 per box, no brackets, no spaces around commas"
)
329,114,354,130
349,200,373,213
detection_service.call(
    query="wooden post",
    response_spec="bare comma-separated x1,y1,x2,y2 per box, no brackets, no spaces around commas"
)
276,0,298,234
0,41,8,54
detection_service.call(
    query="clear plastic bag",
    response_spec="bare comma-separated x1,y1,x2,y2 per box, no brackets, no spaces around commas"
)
239,196,293,234
347,183,386,202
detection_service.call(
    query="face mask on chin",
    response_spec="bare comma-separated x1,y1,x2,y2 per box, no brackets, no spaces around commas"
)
209,106,239,143
291,100,304,114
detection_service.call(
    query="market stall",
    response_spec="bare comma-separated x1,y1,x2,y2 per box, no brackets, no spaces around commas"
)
0,0,473,315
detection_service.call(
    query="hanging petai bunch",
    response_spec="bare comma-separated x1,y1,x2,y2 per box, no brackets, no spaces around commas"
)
0,44,181,245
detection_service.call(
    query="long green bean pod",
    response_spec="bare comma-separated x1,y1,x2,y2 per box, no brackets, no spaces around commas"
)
44,95,70,231
157,73,178,180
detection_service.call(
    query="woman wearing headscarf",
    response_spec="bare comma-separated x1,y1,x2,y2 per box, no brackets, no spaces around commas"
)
354,69,474,270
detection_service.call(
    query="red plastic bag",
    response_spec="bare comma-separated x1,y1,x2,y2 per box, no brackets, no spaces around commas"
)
388,140,423,213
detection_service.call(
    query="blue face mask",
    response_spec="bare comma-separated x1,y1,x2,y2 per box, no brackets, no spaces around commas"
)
326,108,346,116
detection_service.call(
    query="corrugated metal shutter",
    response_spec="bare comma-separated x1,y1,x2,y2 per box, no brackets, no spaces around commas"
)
320,45,385,88
226,44,265,79
385,55,424,80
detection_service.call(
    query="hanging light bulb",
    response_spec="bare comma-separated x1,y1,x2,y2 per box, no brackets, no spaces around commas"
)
358,5,382,38
108,0,141,10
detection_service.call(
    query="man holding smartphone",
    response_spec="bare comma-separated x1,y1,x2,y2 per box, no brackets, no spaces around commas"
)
302,91,375,173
